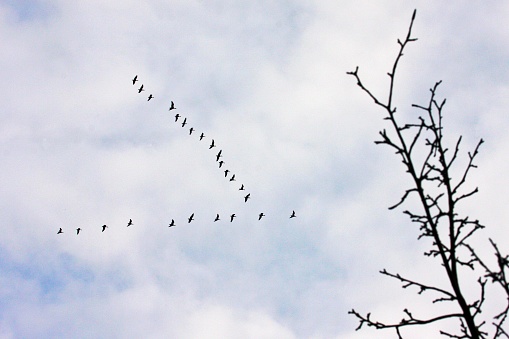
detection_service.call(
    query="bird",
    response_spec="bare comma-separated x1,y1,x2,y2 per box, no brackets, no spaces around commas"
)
101,225,108,232
244,193,251,202
229,174,236,182
209,139,215,149
230,214,236,222
138,84,144,93
218,161,224,168
147,94,154,101
169,101,176,110
127,219,133,227
258,213,265,220
216,150,222,162
224,169,230,177
188,213,194,223
290,210,296,218
169,219,176,227
199,133,205,141
132,75,138,85
57,228,63,234
174,113,180,122
239,184,244,191
214,214,220,222
76,228,81,235
181,118,187,127
189,127,194,135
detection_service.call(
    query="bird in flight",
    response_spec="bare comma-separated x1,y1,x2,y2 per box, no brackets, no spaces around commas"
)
290,210,296,218
209,139,215,149
189,127,194,135
132,75,138,85
214,214,220,222
174,113,180,122
188,213,194,223
199,133,205,141
101,225,108,232
229,174,236,182
216,150,222,162
76,228,81,235
244,193,251,202
57,228,63,234
230,214,236,222
218,161,224,168
224,169,230,177
169,219,176,227
239,184,244,191
169,101,176,110
147,94,154,101
127,219,133,227
138,84,144,93
258,213,265,220
181,118,187,127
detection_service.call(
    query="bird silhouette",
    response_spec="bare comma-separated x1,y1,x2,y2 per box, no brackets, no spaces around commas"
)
258,213,265,220
102,225,108,232
218,161,224,168
169,219,176,227
57,228,63,234
216,150,222,162
224,169,230,177
199,133,205,140
209,139,215,149
244,193,251,202
174,113,180,122
239,184,244,191
229,174,236,182
189,127,194,135
230,214,236,222
147,94,154,101
132,75,138,85
214,214,220,222
169,101,176,110
188,213,194,223
290,210,296,218
181,118,187,127
76,228,81,235
127,219,133,227
138,84,144,93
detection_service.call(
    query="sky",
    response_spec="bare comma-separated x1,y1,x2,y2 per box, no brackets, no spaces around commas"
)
1,1,509,338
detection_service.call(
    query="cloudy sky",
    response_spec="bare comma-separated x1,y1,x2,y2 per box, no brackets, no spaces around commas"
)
1,1,508,338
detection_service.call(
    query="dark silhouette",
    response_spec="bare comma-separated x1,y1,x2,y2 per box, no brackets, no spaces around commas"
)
57,228,63,234
132,75,138,85
127,219,133,227
239,184,244,191
138,84,144,93
169,219,175,227
224,169,230,177
229,174,236,182
244,193,250,202
290,210,296,218
76,228,81,235
218,161,224,168
199,133,205,140
258,213,265,220
230,214,236,222
101,225,108,232
188,213,194,223
169,101,176,110
181,118,187,127
174,113,180,122
209,139,215,149
214,214,220,222
189,127,194,135
216,150,222,161
147,94,154,101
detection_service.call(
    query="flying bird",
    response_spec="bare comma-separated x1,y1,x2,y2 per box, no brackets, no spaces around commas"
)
199,133,205,140
147,94,154,101
169,219,175,227
218,161,224,168
181,118,187,127
216,150,222,162
244,193,251,202
101,225,108,232
209,139,215,149
76,228,81,235
138,84,144,93
258,213,265,220
189,127,194,135
214,214,220,222
169,101,176,110
132,75,138,85
188,213,194,223
229,174,236,182
127,219,133,227
290,210,296,218
230,213,236,222
174,113,180,122
224,169,230,177
239,184,244,191
57,228,63,234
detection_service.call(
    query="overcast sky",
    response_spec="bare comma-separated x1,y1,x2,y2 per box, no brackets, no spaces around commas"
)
1,1,508,338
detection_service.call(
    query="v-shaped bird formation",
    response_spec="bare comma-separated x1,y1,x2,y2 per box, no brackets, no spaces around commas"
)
56,75,297,235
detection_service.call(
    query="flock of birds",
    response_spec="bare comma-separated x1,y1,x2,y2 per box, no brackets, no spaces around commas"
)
56,75,297,235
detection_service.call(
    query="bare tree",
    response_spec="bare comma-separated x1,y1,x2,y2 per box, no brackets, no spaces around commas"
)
347,9,509,339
